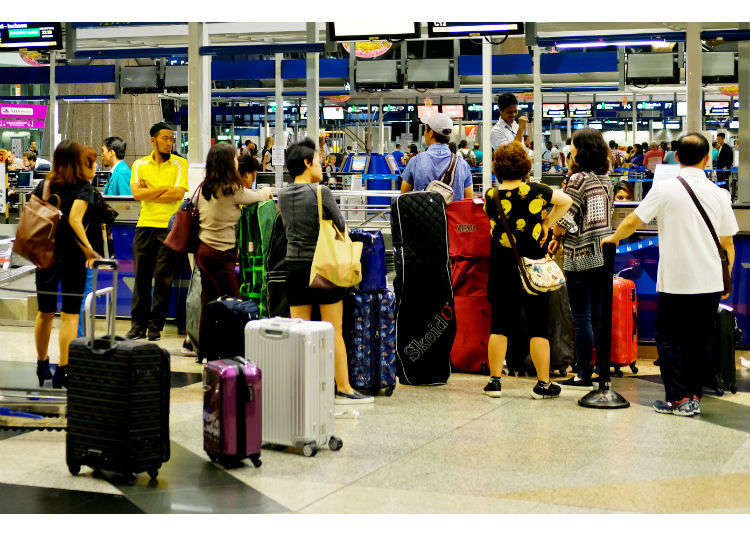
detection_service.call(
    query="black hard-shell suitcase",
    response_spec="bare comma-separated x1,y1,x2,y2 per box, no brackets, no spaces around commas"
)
66,260,170,482
201,297,260,362
707,304,741,396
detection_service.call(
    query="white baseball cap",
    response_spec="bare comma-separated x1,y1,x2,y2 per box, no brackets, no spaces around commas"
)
421,113,454,136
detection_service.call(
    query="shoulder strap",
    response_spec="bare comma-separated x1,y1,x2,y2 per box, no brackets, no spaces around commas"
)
492,189,535,290
315,184,324,222
677,176,722,252
42,179,51,202
439,154,459,186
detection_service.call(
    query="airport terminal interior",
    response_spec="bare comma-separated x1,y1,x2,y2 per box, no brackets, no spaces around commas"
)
2,19,750,516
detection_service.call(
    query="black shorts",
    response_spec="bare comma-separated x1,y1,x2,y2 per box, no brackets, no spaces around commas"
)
286,260,347,307
487,250,550,339
35,255,87,314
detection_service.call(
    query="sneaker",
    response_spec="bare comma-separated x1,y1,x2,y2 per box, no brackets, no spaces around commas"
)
126,327,146,340
335,390,375,405
674,398,699,417
483,379,503,398
182,339,196,356
147,328,161,342
692,395,702,415
530,380,561,399
652,400,675,415
558,376,593,390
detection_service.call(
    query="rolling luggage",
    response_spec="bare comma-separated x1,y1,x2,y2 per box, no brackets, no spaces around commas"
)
237,201,276,315
391,192,455,385
707,304,740,395
263,212,290,318
349,229,387,291
344,289,397,396
547,284,575,377
610,274,639,376
244,317,343,457
186,266,202,351
203,357,262,468
67,260,170,481
202,297,260,362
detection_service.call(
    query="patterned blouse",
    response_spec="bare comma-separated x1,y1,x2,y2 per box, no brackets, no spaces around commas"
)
557,171,614,272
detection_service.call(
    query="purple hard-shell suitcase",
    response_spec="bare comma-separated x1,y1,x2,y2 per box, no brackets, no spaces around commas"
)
203,357,262,468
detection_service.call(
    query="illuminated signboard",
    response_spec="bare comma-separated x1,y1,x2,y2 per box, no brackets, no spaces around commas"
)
442,105,464,119
705,101,730,116
569,103,592,118
0,22,62,50
323,106,344,120
542,103,566,118
427,22,524,38
417,105,439,119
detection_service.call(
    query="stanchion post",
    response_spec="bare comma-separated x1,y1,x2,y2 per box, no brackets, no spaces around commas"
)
578,242,630,409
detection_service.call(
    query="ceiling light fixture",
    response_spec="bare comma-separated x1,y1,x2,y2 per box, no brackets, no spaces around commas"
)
555,40,668,49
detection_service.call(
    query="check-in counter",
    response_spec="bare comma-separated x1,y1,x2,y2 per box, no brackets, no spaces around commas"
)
612,202,750,347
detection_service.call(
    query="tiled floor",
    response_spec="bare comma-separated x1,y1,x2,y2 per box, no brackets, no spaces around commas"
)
1,321,750,514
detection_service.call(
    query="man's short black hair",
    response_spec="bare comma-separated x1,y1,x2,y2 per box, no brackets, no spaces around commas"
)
286,138,317,179
150,122,173,137
238,153,261,176
104,136,127,160
609,140,617,149
244,140,252,146
395,143,401,148
676,132,710,166
566,138,572,144
426,125,450,144
458,140,469,149
717,132,726,139
497,92,518,111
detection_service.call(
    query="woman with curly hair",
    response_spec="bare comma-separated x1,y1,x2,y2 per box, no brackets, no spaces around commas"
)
482,141,572,399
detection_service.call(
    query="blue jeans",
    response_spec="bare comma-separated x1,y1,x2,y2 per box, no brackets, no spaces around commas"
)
77,268,94,338
565,267,608,381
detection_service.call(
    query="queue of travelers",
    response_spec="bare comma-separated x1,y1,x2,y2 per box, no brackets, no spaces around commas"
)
27,102,738,415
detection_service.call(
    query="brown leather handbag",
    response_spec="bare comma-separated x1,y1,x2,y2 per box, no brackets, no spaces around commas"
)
14,180,62,269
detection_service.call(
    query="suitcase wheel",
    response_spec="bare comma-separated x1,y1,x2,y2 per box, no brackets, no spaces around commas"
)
384,386,395,397
147,468,159,480
67,463,81,476
302,442,318,457
612,366,624,378
250,454,262,468
730,386,737,395
328,436,344,452
208,452,219,463
630,363,639,374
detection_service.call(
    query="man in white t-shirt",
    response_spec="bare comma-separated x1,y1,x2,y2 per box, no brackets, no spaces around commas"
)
490,92,528,155
602,133,738,417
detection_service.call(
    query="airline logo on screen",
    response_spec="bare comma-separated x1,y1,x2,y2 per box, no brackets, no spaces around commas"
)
0,106,33,116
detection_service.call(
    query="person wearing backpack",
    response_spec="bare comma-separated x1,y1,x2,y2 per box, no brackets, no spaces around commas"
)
400,113,473,202
33,142,101,388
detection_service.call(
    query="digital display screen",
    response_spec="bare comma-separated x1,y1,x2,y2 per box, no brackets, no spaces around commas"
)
652,121,664,129
730,120,739,129
735,100,740,109
677,101,687,117
323,106,344,120
385,153,399,173
588,122,603,130
666,120,681,130
542,104,566,118
637,101,665,111
417,105,439,119
350,155,368,172
596,102,632,111
0,22,62,50
441,105,464,119
300,106,307,120
705,101,730,116
328,22,420,42
427,22,523,37
569,103,592,118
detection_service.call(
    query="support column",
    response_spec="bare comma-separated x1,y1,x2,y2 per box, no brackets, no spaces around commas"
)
632,93,638,146
686,22,703,134
47,51,58,158
306,22,320,145
566,94,571,141
481,38,492,193
275,52,284,188
379,94,384,153
532,46,542,180
738,39,750,203
188,22,211,164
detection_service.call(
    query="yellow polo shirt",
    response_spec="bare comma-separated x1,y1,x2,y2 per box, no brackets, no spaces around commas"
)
131,151,188,228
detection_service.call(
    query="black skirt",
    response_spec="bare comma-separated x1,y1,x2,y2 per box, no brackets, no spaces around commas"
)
286,260,347,307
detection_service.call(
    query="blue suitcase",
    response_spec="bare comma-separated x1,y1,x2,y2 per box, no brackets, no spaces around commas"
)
344,290,397,396
349,229,387,292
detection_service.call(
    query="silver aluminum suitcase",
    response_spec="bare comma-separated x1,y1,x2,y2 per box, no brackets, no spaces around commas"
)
244,317,343,457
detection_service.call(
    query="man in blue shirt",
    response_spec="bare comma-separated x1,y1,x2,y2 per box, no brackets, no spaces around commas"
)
101,136,132,195
400,113,473,201
392,144,405,169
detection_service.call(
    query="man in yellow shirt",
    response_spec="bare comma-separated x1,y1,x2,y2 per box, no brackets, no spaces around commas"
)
126,122,188,341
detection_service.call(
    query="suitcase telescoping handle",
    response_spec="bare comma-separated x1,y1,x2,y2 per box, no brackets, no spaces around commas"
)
85,259,119,346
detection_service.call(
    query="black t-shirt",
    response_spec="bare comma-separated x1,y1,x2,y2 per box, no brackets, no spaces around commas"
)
484,181,553,260
33,179,94,257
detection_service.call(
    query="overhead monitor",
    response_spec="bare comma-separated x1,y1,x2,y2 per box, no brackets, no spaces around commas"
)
417,105,439,119
627,53,676,80
427,22,523,38
636,101,665,111
323,106,344,120
300,105,307,120
677,101,687,117
0,22,62,50
730,120,740,129
588,122,603,130
666,120,682,130
702,51,736,78
16,170,32,188
652,121,664,130
569,103,592,118
442,105,464,119
735,100,740,109
705,101,730,116
164,65,188,88
542,103,566,118
328,22,420,42
121,66,158,89
596,102,631,111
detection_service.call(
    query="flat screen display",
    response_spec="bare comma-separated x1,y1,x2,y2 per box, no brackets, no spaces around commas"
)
666,120,682,130
652,121,664,129
300,106,307,120
441,105,464,119
730,120,739,129
385,153,399,173
427,22,523,38
677,101,687,117
323,106,344,120
417,105,439,119
350,155,368,172
328,22,420,42
588,122,603,130
705,101,730,116
569,103,592,118
16,170,32,188
596,102,632,111
542,104,566,118
0,22,62,50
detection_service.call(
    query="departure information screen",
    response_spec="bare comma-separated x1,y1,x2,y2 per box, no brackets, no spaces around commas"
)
427,22,524,37
542,104,566,118
705,101,730,116
569,103,592,118
0,22,62,50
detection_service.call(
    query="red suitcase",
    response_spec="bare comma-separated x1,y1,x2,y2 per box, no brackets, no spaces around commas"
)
446,200,492,373
610,275,639,376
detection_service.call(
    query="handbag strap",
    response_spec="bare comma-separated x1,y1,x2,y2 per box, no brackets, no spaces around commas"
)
439,153,459,187
316,184,324,223
676,176,723,254
492,188,536,291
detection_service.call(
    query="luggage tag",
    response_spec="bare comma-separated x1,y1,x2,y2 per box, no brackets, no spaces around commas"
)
472,198,483,205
